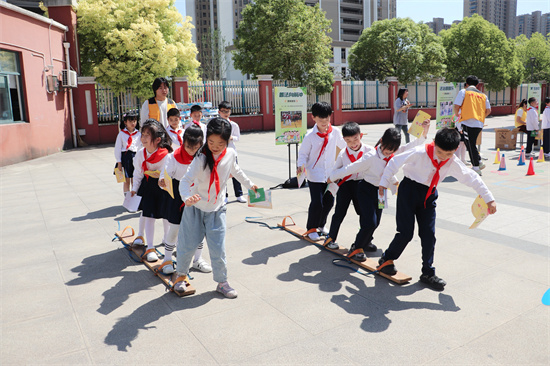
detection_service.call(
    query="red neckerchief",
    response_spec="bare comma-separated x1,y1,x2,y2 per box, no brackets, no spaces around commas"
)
192,121,201,127
173,146,194,165
312,124,333,168
121,129,138,150
424,141,450,208
376,146,394,165
206,148,227,203
338,148,364,186
142,148,168,179
169,128,183,146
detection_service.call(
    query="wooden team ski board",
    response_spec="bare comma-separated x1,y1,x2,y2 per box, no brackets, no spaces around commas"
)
278,216,412,284
114,226,195,296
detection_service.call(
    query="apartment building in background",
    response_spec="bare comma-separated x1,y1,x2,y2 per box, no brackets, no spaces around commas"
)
425,17,455,34
517,11,550,38
463,0,517,38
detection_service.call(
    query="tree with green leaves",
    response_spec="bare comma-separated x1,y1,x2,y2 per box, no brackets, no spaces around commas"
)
233,0,333,94
514,33,550,83
440,14,520,90
76,0,199,98
348,18,446,83
199,29,229,80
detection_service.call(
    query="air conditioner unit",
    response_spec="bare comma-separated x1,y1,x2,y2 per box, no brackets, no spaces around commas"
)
60,69,78,88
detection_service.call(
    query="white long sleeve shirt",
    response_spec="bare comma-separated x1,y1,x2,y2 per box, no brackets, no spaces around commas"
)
167,127,184,148
330,136,426,187
526,106,540,131
179,148,254,212
161,153,192,181
132,148,169,192
114,129,141,162
379,145,494,204
297,125,346,183
542,106,550,130
330,143,374,182
228,120,240,151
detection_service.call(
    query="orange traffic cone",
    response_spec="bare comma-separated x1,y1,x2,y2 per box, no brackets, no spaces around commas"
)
493,148,500,164
526,157,535,175
498,153,506,171
517,146,526,166
537,147,545,162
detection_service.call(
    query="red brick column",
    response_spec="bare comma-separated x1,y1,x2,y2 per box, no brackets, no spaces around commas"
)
45,0,79,74
258,75,274,131
387,77,398,119
331,76,343,126
172,77,189,103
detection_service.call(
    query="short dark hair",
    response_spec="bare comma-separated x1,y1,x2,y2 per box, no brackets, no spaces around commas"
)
190,105,202,113
311,102,332,118
183,124,204,148
167,107,180,118
120,110,140,130
218,101,232,110
342,121,361,137
377,127,402,152
466,75,479,87
528,97,537,105
397,88,408,100
544,97,550,105
434,127,460,151
152,77,169,94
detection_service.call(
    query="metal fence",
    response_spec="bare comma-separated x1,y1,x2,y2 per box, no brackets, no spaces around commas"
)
188,80,260,115
96,84,161,124
342,80,389,109
516,84,530,104
272,80,331,111
397,82,437,108
486,87,512,106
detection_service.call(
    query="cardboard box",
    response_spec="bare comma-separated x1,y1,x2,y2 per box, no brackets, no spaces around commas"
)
495,128,518,150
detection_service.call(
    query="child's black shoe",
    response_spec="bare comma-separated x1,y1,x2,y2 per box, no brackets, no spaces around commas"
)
419,274,446,291
378,257,397,275
348,245,366,262
364,242,377,252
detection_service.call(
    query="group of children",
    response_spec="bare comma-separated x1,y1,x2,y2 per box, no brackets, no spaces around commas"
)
298,102,497,291
114,78,254,298
516,96,550,158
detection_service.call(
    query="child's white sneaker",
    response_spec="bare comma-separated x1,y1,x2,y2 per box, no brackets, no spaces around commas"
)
318,226,329,236
216,281,238,299
173,274,188,293
192,258,212,273
160,261,175,275
146,250,159,262
308,231,320,241
236,195,247,203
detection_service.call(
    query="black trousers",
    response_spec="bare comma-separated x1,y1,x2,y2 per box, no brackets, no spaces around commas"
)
306,182,334,230
462,125,482,167
353,181,382,249
328,180,360,241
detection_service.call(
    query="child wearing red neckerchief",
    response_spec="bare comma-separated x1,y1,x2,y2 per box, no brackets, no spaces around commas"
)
174,118,258,298
378,128,496,291
297,102,346,241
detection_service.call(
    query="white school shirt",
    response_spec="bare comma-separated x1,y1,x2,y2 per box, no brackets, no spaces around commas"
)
542,106,550,130
179,148,254,212
114,129,141,162
228,120,240,150
453,87,491,129
330,143,374,182
184,121,207,142
330,136,426,187
297,125,346,183
525,106,539,131
161,153,192,181
379,145,494,204
140,99,170,129
167,127,184,148
132,148,169,192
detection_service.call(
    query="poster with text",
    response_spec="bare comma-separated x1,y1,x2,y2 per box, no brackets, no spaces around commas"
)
527,83,542,119
436,82,459,129
275,87,307,145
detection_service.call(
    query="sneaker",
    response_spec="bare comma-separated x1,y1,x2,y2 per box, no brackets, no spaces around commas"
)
318,226,329,236
161,261,175,275
216,281,238,299
364,242,377,252
224,196,229,204
348,245,366,262
192,258,212,273
236,195,247,203
146,250,159,262
173,274,188,293
473,167,482,176
378,257,397,275
307,231,320,241
133,237,145,246
323,236,339,250
478,161,486,170
419,274,447,291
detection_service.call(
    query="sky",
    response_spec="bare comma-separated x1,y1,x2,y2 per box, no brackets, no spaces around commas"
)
175,0,550,24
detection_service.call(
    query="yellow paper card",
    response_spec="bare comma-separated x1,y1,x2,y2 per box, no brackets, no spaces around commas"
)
144,170,160,179
470,195,489,229
114,167,126,183
408,110,431,138
163,171,174,199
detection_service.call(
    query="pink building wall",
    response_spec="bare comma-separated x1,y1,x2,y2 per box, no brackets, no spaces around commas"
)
0,4,72,166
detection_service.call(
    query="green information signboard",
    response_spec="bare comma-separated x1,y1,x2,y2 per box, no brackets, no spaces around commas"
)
274,87,307,145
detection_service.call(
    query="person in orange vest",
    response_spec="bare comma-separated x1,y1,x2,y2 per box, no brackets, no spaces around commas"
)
453,75,491,176
140,77,177,129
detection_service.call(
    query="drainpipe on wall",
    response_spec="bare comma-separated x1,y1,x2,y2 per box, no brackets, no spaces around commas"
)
63,42,77,148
